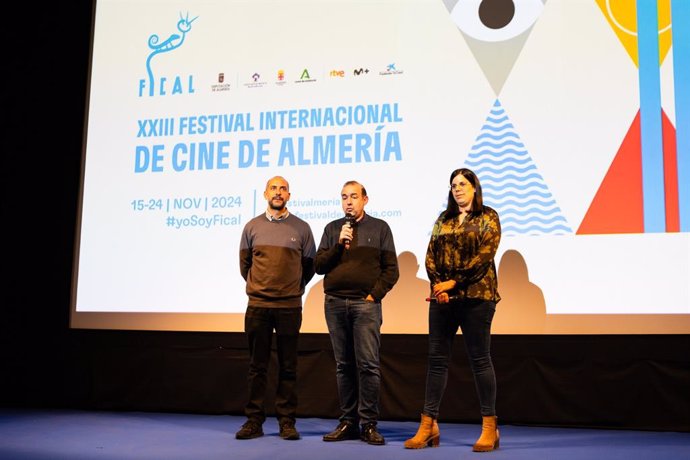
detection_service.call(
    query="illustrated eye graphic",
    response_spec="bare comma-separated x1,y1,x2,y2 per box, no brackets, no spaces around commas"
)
450,0,544,42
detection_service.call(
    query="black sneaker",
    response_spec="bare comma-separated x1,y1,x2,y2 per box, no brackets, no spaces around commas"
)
360,422,385,445
235,420,263,440
323,420,360,442
279,420,301,440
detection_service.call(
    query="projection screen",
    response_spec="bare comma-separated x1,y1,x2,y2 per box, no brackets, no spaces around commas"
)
71,0,690,333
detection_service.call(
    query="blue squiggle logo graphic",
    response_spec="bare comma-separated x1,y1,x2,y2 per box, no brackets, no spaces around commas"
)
465,99,572,236
143,12,198,97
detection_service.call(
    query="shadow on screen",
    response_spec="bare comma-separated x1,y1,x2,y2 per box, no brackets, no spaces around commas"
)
301,250,430,333
493,249,547,334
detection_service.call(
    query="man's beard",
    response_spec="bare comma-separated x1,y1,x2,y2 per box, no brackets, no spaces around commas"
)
269,199,285,211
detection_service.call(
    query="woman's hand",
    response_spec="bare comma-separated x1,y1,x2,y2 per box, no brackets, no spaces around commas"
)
432,280,457,300
436,292,450,304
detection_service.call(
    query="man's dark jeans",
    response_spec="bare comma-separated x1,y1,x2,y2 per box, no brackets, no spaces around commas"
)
324,294,382,425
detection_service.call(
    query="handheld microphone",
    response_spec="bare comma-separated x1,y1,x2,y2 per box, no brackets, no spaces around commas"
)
344,213,356,245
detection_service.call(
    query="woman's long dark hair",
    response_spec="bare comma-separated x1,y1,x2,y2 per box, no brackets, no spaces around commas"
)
442,168,484,221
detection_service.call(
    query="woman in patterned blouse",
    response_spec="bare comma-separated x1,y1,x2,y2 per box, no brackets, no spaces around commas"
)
405,168,501,452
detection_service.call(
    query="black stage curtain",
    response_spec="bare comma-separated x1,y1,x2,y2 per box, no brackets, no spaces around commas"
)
3,331,687,432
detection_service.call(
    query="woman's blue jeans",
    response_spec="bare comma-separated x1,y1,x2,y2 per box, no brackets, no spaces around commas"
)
423,299,497,418
324,294,382,425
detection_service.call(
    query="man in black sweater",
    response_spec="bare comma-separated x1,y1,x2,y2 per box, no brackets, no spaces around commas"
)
315,180,399,445
236,176,316,441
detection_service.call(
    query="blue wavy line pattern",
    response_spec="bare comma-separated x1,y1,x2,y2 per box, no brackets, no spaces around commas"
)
465,99,572,236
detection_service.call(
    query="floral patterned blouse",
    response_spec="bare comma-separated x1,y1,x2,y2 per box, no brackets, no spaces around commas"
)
425,206,501,302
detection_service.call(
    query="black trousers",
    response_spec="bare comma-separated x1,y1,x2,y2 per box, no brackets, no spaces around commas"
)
244,306,302,424
423,299,497,417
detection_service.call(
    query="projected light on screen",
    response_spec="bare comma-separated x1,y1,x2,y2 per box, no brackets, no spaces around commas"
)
71,0,690,334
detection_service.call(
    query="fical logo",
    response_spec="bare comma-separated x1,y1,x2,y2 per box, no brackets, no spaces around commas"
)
138,12,198,97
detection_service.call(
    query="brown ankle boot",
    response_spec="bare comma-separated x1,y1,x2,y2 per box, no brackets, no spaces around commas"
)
404,413,440,449
472,415,499,452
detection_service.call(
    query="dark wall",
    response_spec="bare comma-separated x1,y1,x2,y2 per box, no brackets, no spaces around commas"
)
1,1,688,433
2,1,92,406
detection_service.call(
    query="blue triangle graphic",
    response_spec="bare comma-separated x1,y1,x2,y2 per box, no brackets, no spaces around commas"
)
464,99,572,236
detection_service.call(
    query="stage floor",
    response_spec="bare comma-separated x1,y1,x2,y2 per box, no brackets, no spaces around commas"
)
1,409,688,459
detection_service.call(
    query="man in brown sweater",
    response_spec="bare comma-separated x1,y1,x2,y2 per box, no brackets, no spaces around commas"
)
236,176,316,441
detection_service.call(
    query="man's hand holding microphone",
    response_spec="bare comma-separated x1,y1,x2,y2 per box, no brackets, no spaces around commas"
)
339,212,356,249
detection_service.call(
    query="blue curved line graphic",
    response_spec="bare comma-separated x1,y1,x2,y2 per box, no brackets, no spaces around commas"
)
485,199,557,209
479,124,515,132
479,172,545,183
472,140,526,149
476,132,520,141
484,115,510,124
466,152,530,163
502,224,572,233
471,164,537,175
485,193,551,203
496,203,561,213
482,179,549,190
500,214,570,224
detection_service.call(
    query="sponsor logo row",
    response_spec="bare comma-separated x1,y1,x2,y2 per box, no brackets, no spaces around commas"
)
213,65,405,92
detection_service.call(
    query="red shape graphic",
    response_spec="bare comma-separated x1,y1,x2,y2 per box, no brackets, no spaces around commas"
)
662,110,679,232
578,112,644,234
578,110,680,235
